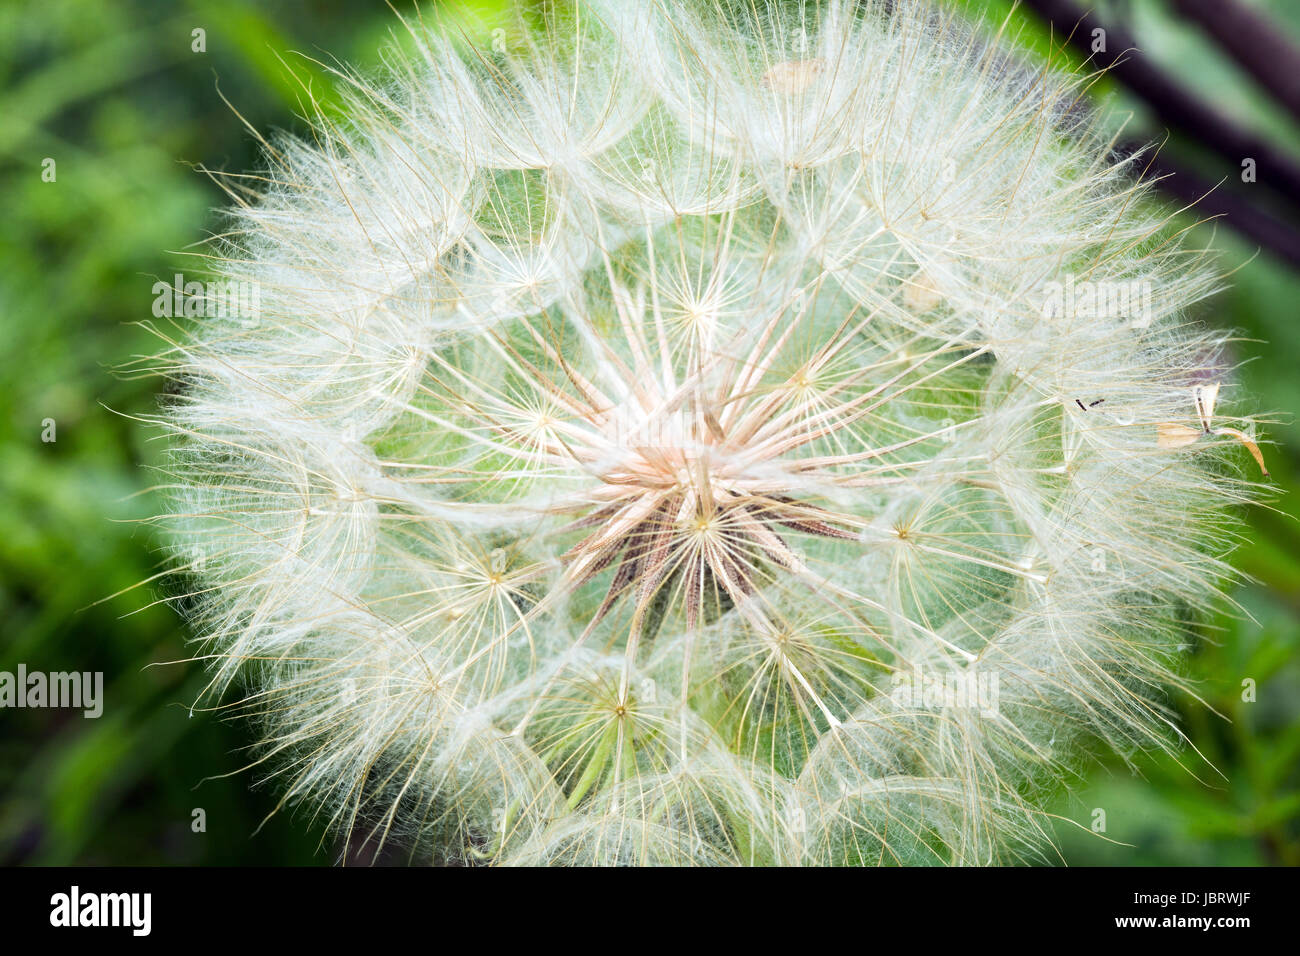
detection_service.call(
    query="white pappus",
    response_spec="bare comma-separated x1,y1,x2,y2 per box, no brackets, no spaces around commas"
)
148,0,1267,865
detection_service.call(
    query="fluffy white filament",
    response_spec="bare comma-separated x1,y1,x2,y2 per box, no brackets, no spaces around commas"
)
151,0,1263,865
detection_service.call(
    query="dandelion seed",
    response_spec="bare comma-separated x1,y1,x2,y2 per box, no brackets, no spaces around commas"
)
1158,382,1268,475
1157,423,1203,450
761,59,827,93
902,269,943,313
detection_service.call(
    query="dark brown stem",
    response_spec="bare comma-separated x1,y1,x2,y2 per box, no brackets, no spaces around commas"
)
1120,139,1300,267
1021,0,1300,209
1172,0,1300,121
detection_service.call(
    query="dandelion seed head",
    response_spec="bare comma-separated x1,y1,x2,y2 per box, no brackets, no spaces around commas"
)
153,0,1264,864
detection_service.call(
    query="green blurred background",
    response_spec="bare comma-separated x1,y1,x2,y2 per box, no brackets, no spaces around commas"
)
1,0,1296,865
